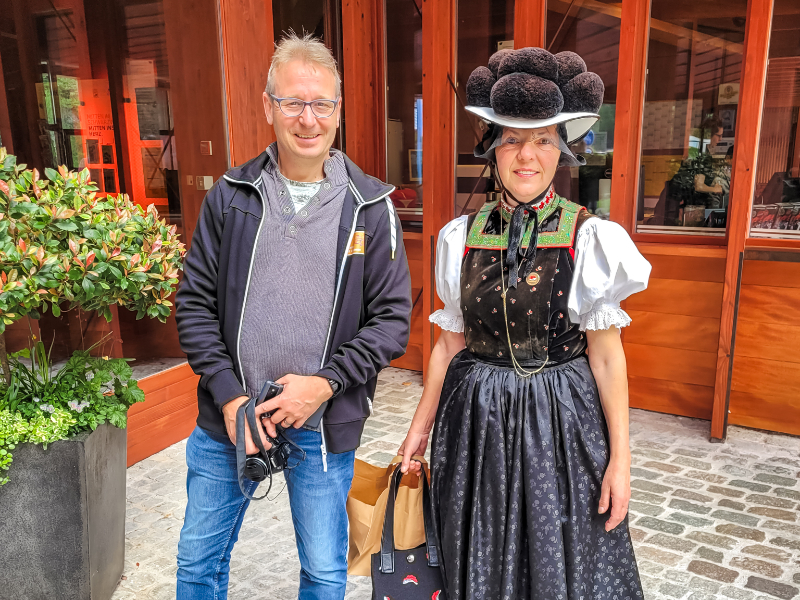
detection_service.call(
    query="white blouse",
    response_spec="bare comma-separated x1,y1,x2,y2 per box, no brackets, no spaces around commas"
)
429,215,651,333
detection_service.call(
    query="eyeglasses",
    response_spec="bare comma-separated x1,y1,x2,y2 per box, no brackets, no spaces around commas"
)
270,95,339,118
497,131,560,153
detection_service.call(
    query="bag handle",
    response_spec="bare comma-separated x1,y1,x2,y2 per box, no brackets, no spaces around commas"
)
379,463,440,574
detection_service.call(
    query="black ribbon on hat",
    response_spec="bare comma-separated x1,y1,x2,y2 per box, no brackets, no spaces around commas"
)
502,184,551,289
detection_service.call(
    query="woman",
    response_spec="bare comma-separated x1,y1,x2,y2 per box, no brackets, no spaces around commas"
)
399,47,650,599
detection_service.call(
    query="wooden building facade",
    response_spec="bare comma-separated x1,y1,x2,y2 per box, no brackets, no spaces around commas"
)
1,0,798,463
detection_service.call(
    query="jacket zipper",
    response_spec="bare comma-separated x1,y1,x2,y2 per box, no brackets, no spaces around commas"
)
317,184,394,472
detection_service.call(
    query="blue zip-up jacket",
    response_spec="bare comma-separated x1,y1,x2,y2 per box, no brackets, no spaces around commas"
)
175,149,412,454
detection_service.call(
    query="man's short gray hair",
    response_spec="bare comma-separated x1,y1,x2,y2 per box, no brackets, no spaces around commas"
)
266,31,341,98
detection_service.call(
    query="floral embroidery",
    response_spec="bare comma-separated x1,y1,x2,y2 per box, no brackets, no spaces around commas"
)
492,308,498,313
495,286,501,291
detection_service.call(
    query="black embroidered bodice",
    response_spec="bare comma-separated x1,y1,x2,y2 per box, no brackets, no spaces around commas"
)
460,196,594,365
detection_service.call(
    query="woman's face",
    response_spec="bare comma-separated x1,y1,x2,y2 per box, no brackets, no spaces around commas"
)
494,126,562,204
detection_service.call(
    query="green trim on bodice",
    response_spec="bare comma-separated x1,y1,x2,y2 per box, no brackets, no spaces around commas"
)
465,195,585,250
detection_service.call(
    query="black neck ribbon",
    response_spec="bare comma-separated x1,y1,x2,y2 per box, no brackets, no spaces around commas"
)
505,185,552,289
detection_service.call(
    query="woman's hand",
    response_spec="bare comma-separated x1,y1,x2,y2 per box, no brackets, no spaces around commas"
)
598,453,631,532
398,429,430,475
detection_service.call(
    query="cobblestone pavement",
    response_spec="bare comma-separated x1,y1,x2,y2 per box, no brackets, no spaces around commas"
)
113,367,800,600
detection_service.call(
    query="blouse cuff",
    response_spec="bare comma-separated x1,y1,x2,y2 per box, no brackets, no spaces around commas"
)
429,309,464,333
579,303,632,332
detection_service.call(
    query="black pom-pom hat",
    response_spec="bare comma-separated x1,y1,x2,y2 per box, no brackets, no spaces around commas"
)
466,47,603,144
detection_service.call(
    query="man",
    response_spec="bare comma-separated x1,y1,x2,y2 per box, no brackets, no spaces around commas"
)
174,32,412,599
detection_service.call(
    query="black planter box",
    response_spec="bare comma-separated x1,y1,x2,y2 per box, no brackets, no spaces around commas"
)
0,424,127,600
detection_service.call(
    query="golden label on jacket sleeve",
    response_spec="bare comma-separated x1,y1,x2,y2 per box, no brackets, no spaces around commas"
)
348,231,366,255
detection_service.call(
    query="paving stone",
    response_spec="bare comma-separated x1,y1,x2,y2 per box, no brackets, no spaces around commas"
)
631,467,664,481
769,537,800,551
636,546,683,567
794,574,800,585
774,488,800,502
722,586,756,600
629,527,647,543
696,546,724,563
669,512,715,528
637,516,685,535
646,533,697,553
709,485,748,498
747,506,797,522
632,447,672,461
674,448,711,459
632,489,667,505
687,560,739,584
632,479,673,494
673,456,713,471
744,576,799,600
686,470,728,484
689,592,718,600
754,463,796,477
690,576,722,594
669,499,712,515
762,521,800,536
719,499,747,511
754,473,798,488
660,582,690,598
662,475,706,490
672,489,713,503
644,461,684,474
711,509,761,527
742,545,792,563
715,524,767,542
666,570,693,585
638,559,667,575
730,557,784,579
722,464,753,477
687,531,738,549
730,480,773,493
746,494,796,509
629,501,666,517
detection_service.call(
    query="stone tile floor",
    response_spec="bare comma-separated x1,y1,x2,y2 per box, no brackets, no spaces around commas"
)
113,368,800,600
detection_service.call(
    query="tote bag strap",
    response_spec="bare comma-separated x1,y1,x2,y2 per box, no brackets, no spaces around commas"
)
379,463,440,574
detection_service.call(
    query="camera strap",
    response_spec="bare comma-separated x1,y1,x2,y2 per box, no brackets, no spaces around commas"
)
235,398,272,501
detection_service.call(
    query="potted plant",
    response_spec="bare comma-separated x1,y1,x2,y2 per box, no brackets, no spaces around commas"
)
0,148,185,600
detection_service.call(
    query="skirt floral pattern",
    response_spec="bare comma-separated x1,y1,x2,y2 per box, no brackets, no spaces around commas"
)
430,350,643,600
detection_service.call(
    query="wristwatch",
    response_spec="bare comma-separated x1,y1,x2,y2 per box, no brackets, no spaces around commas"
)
325,378,340,396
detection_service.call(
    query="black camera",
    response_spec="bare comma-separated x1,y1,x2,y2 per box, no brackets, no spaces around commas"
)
242,380,294,482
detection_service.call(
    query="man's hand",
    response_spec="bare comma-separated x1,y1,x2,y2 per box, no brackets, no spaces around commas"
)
222,395,272,454
256,375,333,437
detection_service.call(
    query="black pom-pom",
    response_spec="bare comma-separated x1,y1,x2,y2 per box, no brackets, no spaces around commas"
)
561,71,604,113
497,47,558,81
491,73,564,120
466,66,495,107
554,51,586,88
488,49,514,79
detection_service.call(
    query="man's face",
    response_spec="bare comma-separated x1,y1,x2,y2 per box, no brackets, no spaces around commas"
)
263,60,341,164
711,127,723,149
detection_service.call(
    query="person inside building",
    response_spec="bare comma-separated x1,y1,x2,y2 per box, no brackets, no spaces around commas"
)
398,47,651,599
174,32,411,599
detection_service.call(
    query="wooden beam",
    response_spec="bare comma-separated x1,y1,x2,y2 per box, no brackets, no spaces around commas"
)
422,0,456,374
342,0,386,179
514,0,547,48
219,0,276,166
710,0,774,441
609,0,651,232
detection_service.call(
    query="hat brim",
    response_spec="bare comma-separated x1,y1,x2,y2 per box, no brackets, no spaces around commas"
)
465,106,599,144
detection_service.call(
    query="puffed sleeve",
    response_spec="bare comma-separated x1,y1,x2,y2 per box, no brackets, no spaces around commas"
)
568,218,651,332
428,216,469,333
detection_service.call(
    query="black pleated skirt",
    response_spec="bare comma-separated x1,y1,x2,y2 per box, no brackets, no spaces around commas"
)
430,350,643,600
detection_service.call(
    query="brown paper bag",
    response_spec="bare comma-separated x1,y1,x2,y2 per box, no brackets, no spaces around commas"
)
347,455,427,576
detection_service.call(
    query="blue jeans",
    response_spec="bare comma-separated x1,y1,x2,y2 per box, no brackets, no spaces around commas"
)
176,426,355,600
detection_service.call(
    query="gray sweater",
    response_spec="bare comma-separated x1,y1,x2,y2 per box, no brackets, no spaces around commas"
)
239,146,349,418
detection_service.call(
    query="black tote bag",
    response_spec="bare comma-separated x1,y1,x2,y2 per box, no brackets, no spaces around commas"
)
371,463,447,600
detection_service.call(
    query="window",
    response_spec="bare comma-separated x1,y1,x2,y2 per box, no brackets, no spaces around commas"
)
749,5,800,238
636,0,747,236
547,0,620,219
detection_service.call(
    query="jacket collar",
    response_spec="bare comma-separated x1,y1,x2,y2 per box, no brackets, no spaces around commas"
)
224,143,394,204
